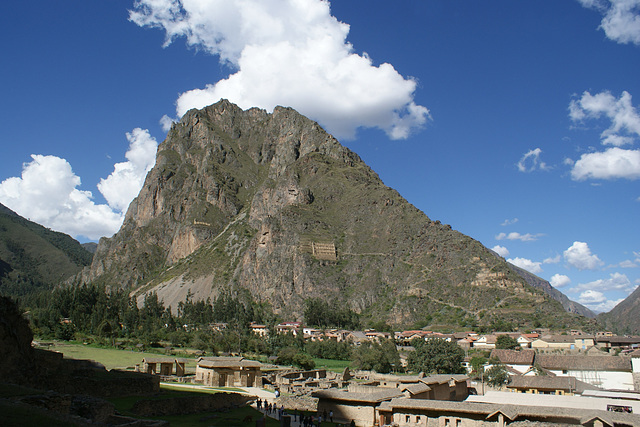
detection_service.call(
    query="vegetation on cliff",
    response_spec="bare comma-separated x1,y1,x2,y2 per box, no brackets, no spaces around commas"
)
0,203,93,297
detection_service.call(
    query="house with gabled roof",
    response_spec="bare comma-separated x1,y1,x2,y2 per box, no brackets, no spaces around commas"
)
535,354,633,390
506,375,599,395
276,321,302,336
532,334,596,351
249,322,268,337
313,388,404,427
140,357,188,377
596,336,640,352
531,334,576,349
489,349,536,374
474,334,497,349
195,356,262,387
377,397,640,427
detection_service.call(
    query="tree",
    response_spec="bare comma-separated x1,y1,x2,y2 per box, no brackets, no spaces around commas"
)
485,364,510,387
275,347,315,370
303,298,360,330
469,355,487,378
351,340,400,373
495,334,520,350
306,339,352,360
406,338,465,374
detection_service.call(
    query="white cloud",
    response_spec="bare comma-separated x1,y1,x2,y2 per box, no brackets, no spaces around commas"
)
571,147,640,180
568,91,640,180
501,218,519,226
98,128,158,212
618,260,637,267
543,254,562,264
0,155,123,240
578,0,640,45
507,257,543,274
517,148,549,172
575,287,624,313
0,128,158,241
495,232,543,242
550,274,571,288
130,0,431,140
572,272,636,293
160,114,176,132
492,245,510,257
577,289,606,304
617,252,639,267
563,241,604,270
569,91,640,146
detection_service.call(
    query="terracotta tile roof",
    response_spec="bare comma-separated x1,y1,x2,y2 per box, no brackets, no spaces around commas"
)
400,382,432,395
507,375,599,393
197,356,261,368
535,355,631,371
378,397,640,426
313,388,404,403
490,349,535,365
596,336,640,345
420,374,468,385
142,357,189,364
536,335,576,343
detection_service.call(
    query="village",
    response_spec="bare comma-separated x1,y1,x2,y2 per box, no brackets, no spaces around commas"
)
134,321,640,427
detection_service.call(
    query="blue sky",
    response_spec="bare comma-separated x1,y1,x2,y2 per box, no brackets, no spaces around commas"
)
1,1,639,314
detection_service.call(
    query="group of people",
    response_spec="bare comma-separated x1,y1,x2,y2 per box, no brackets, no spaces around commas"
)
255,397,282,417
256,396,356,426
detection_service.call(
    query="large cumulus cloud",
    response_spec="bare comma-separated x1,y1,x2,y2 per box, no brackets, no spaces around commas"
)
130,0,431,140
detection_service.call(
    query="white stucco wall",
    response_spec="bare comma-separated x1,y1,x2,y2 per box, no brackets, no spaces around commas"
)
546,369,634,390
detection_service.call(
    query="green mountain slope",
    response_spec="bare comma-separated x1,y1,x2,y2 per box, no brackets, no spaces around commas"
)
82,100,595,331
598,285,640,334
0,203,93,296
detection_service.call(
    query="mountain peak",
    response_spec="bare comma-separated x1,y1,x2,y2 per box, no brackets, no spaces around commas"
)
82,100,594,330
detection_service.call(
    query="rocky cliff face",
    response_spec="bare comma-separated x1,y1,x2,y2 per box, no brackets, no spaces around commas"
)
598,285,640,334
83,100,592,329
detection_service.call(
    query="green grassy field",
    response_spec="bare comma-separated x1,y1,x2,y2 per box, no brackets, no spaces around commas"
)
44,341,198,371
313,358,352,372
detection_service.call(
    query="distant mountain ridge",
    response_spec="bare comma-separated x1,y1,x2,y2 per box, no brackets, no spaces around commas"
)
81,100,595,330
0,202,93,296
598,285,640,334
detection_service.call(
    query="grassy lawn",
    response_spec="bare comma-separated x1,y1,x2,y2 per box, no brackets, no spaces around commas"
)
313,358,352,372
43,341,198,371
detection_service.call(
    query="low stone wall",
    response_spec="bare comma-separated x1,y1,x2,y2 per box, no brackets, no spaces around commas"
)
274,395,318,412
16,391,115,424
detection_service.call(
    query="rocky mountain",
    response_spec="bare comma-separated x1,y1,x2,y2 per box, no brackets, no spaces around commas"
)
0,203,93,297
598,285,640,334
83,100,594,330
501,260,594,318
